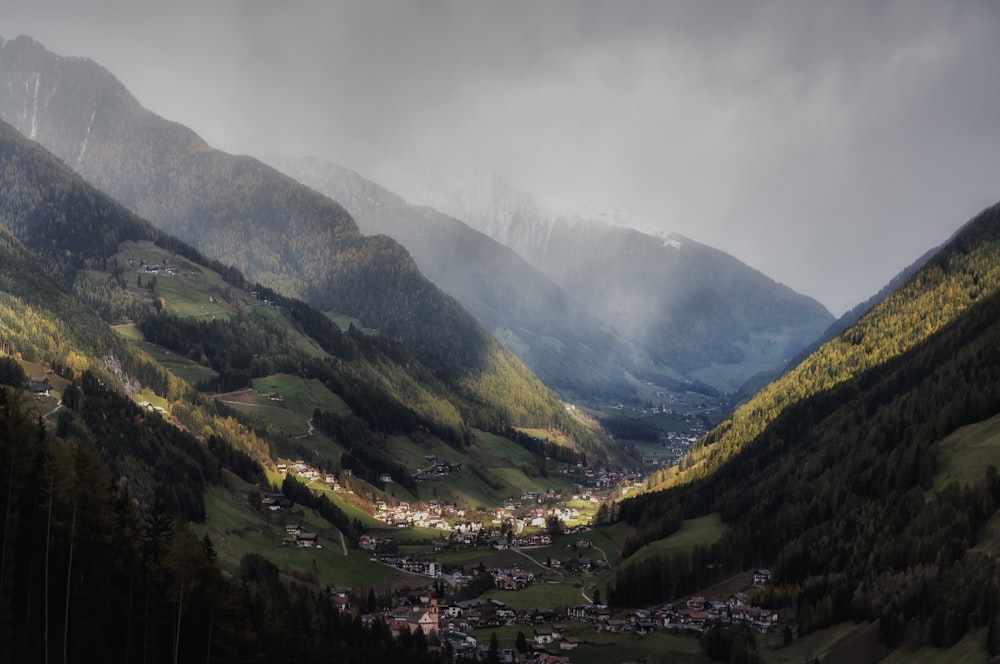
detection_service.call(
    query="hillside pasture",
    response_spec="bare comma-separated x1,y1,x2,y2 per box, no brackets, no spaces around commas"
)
622,513,727,570
758,620,883,664
385,430,578,512
197,482,388,589
468,624,713,664
130,337,218,386
934,412,1000,490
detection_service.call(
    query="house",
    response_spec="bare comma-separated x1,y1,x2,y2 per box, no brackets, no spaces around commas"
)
533,628,554,645
559,636,580,650
535,655,569,664
284,530,317,547
753,569,771,586
25,377,50,393
261,493,292,510
635,620,656,634
605,619,629,633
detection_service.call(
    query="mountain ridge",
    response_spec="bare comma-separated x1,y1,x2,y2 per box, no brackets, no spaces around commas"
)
262,154,642,399
610,200,1000,651
0,34,591,438
440,174,834,380
266,155,834,398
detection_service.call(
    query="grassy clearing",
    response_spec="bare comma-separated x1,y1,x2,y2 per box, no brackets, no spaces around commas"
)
384,430,578,512
253,374,352,420
324,311,376,334
758,621,881,664
111,322,144,340
542,521,636,566
625,513,727,568
880,628,987,664
139,340,218,384
252,304,329,359
469,625,713,664
934,412,1000,490
113,323,219,387
120,241,234,318
196,482,388,589
572,630,713,664
482,580,586,610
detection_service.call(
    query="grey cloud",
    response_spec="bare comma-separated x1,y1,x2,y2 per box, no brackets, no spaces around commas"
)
4,0,999,315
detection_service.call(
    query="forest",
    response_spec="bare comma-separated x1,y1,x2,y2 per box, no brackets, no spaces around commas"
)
0,386,456,663
609,203,1000,652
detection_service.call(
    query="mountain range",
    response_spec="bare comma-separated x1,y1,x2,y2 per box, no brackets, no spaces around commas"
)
0,34,832,402
267,157,835,397
3,31,1000,663
438,174,834,384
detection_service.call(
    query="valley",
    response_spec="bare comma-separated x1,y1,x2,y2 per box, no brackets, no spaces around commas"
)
0,28,999,664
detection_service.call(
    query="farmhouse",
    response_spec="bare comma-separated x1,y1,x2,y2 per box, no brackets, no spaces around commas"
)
25,376,50,393
282,525,318,547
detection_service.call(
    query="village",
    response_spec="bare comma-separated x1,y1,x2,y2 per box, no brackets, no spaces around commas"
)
249,387,747,663
258,450,778,664
319,572,780,663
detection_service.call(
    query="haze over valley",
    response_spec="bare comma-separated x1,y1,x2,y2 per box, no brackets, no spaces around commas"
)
1,4,999,662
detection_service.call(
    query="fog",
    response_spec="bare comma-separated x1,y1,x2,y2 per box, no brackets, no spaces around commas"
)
5,0,1000,315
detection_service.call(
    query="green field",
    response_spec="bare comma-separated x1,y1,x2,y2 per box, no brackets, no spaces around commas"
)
482,579,588,610
880,628,987,664
934,411,1000,490
196,480,389,588
757,621,881,664
758,621,987,664
214,373,354,459
385,430,577,512
119,241,234,319
548,521,635,565
252,304,329,359
113,323,219,386
624,513,727,567
469,624,713,664
253,373,352,418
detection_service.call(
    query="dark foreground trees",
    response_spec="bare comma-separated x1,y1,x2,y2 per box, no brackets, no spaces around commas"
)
0,386,445,663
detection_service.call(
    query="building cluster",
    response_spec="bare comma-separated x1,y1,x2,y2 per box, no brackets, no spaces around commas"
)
596,592,780,636
374,498,461,530
138,260,181,277
361,594,577,662
276,460,342,490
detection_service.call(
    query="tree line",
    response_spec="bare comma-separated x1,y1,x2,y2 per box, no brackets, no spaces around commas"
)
611,274,1000,651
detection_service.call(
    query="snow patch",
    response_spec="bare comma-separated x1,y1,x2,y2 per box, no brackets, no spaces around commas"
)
658,233,683,250
77,106,96,166
29,72,39,139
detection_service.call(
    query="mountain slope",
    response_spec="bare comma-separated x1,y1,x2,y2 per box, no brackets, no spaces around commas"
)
0,35,589,440
612,201,1000,651
437,175,835,389
263,155,641,399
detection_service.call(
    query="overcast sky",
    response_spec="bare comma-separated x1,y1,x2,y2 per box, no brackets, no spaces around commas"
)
5,1,1000,315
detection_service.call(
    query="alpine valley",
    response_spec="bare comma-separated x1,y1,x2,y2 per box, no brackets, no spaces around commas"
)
1,32,999,664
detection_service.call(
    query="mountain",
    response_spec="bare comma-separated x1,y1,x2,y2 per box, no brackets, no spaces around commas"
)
0,113,609,661
0,35,595,444
262,155,650,399
434,174,835,391
611,200,1000,652
733,244,942,401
